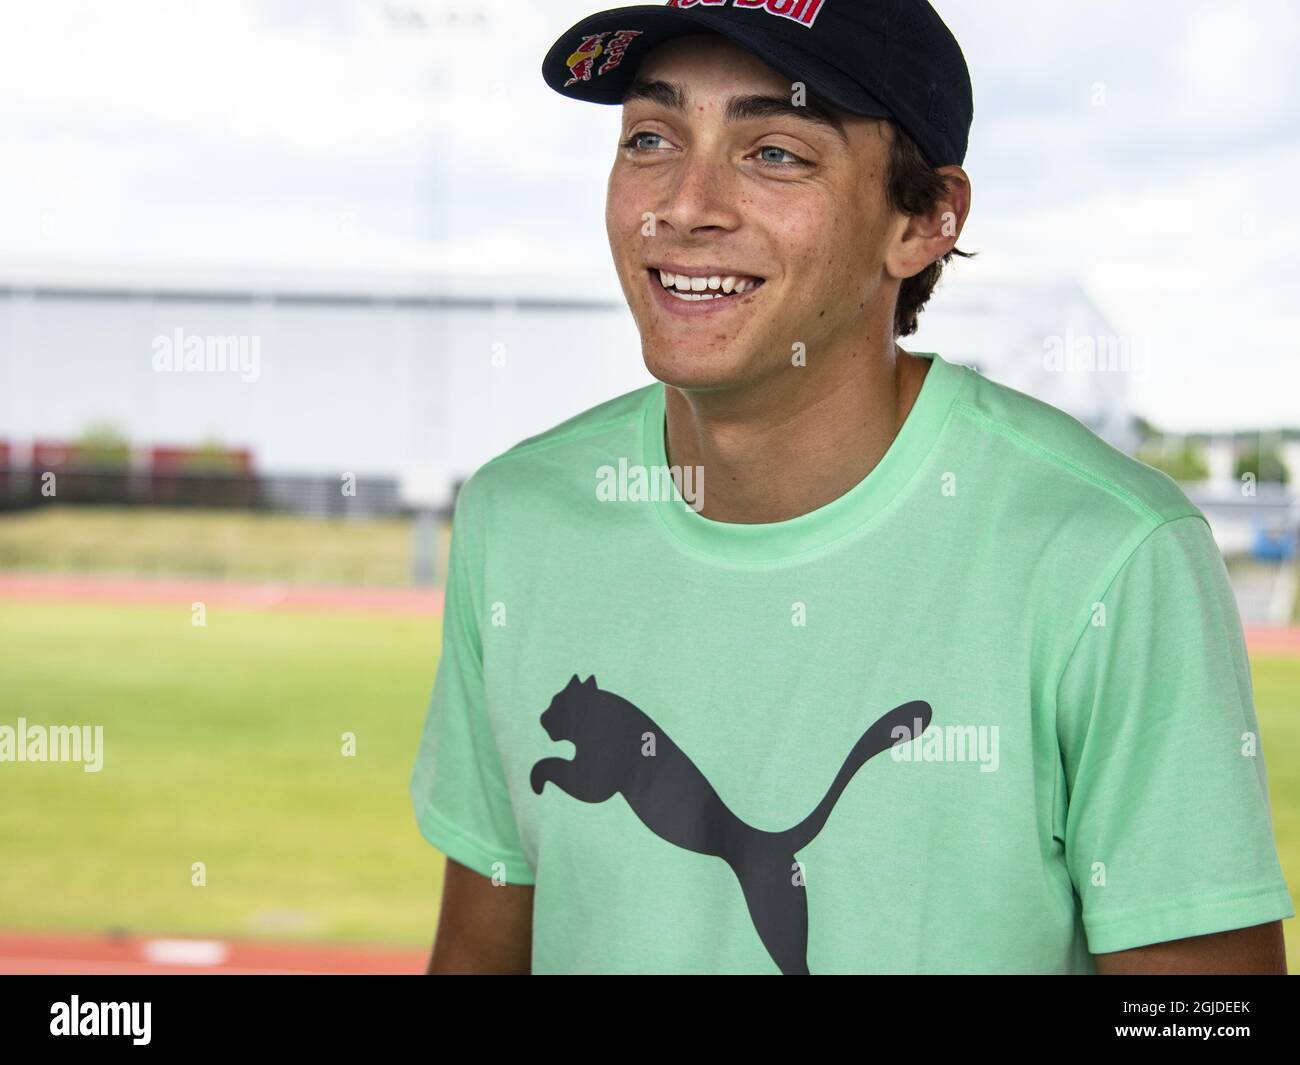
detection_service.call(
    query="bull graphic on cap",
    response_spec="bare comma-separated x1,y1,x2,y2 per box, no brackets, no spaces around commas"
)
564,29,644,87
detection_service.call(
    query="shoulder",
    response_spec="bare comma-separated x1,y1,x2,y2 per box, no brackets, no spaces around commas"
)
937,359,1224,685
453,382,657,518
947,361,1203,536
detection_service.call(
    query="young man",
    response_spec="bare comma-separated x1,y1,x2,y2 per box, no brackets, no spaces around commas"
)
410,0,1292,974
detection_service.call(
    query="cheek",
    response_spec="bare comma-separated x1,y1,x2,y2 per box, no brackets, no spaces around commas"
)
605,169,639,238
605,187,626,235
770,202,864,294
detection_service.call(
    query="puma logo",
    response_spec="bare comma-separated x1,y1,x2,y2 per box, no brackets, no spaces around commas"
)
530,675,933,974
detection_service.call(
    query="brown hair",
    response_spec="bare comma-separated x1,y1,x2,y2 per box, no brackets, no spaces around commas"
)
884,121,975,337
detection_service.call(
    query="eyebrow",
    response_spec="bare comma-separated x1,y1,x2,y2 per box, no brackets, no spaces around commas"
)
622,78,850,144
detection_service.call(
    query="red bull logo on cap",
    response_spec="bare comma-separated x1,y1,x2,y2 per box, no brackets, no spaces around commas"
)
563,33,606,86
563,29,645,87
667,0,827,28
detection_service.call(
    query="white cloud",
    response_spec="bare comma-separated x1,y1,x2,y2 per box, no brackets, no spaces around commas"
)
1175,0,1300,131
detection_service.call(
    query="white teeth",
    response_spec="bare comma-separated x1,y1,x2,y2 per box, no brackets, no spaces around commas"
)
668,290,725,301
654,269,763,299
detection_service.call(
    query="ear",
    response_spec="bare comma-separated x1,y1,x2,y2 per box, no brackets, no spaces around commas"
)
567,673,581,689
583,676,597,689
883,164,971,283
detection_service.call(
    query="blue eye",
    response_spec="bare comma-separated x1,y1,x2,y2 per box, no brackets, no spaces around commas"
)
621,132,666,152
755,145,805,168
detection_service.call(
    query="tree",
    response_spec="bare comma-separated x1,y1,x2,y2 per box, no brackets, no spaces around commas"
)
1137,439,1209,483
1235,443,1290,486
73,421,130,469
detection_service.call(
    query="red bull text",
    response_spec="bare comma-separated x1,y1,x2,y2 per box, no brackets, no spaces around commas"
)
667,0,827,29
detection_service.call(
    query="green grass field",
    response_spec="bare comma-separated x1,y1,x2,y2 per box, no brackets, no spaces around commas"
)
1,598,1297,962
0,600,446,947
0,506,428,586
1247,653,1300,965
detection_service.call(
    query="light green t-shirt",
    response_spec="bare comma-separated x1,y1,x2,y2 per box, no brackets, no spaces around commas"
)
409,350,1293,974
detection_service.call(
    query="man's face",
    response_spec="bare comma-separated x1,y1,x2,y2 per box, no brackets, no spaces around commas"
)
605,33,899,392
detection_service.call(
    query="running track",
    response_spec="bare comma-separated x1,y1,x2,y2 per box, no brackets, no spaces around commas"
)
0,573,442,615
0,932,426,975
2,573,1296,654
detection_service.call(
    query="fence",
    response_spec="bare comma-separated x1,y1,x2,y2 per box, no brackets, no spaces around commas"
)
0,466,413,518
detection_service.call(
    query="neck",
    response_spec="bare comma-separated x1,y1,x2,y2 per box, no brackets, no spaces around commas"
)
662,338,930,524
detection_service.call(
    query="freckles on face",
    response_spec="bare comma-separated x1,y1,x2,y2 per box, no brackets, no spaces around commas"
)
771,201,867,343
814,165,894,321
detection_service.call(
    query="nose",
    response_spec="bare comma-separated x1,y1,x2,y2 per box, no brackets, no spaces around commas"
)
655,145,742,238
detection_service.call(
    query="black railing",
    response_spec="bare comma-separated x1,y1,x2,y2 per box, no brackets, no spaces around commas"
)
0,467,415,517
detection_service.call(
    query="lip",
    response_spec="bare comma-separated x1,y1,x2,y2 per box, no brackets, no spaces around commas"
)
644,266,767,317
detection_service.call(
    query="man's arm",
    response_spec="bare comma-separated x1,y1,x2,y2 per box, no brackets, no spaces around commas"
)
426,858,534,974
1094,920,1287,975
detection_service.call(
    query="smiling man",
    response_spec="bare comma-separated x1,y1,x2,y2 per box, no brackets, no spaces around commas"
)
409,0,1292,974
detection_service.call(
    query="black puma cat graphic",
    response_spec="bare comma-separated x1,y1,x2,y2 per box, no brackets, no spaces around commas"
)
529,675,933,975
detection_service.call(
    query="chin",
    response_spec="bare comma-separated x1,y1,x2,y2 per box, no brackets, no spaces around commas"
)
641,343,761,391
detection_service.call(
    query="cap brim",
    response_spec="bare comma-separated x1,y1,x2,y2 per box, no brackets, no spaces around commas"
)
542,4,892,122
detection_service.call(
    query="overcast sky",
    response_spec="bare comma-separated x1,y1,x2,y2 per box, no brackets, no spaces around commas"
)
0,0,1297,431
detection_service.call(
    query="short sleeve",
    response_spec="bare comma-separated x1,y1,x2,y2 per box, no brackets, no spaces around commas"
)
409,474,535,885
1056,513,1293,955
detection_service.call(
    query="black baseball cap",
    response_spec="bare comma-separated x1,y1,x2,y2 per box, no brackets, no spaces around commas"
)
541,0,973,168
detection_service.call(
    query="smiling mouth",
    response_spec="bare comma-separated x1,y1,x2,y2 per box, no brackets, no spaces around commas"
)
647,267,766,303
